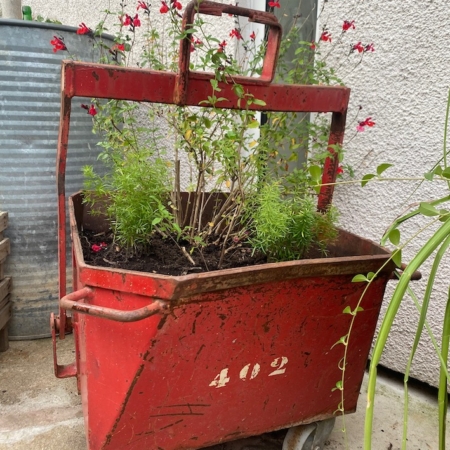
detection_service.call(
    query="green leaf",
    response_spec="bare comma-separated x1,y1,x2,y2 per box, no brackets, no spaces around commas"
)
367,272,375,280
352,274,368,282
210,79,219,91
361,173,376,187
442,167,450,179
434,165,443,176
252,98,267,106
151,217,162,226
331,380,343,392
331,335,348,349
247,120,259,129
424,172,434,181
392,249,402,267
355,306,364,313
343,306,352,314
389,229,400,246
419,202,440,217
376,163,393,176
309,165,322,181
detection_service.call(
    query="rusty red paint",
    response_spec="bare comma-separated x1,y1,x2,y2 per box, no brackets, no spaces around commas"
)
51,2,394,448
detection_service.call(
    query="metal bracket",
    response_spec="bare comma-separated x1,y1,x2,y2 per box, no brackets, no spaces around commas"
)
50,312,77,379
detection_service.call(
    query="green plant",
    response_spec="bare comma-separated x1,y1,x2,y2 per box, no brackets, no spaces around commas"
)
64,0,355,269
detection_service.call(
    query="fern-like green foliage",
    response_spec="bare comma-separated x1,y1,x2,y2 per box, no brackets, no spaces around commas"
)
247,182,338,261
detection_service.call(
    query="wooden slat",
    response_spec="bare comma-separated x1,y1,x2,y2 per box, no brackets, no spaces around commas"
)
0,299,11,332
0,258,5,281
0,277,11,303
0,239,10,261
0,212,7,234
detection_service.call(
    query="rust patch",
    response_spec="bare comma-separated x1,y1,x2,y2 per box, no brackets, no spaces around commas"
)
92,71,99,81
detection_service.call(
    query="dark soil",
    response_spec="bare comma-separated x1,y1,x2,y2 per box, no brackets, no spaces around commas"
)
81,229,268,276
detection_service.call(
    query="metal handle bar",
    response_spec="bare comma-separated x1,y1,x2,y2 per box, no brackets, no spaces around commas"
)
175,0,282,104
60,287,170,322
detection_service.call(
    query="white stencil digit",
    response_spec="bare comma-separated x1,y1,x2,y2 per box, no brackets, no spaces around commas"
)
268,356,288,376
209,368,230,388
239,363,261,381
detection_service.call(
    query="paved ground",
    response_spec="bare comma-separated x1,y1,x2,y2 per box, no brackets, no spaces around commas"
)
0,337,447,449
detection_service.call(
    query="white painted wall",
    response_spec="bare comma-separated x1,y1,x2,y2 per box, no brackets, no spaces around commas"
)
7,0,449,387
320,0,450,388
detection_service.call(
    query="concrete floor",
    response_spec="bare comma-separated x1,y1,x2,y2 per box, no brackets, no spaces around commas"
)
0,337,447,450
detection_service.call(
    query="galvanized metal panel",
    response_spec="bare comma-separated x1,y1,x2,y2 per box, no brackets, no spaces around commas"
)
0,20,112,338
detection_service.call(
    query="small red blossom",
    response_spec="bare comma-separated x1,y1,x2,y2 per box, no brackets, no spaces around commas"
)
50,36,67,53
122,13,141,29
112,43,126,52
352,41,365,53
160,1,169,13
137,1,150,12
310,41,316,50
171,0,182,10
229,28,243,40
250,31,256,41
342,20,355,32
365,43,375,52
77,22,91,35
320,30,332,42
123,14,132,26
357,117,375,132
268,0,280,8
337,165,344,175
218,40,227,52
81,104,97,116
133,14,141,27
91,242,107,253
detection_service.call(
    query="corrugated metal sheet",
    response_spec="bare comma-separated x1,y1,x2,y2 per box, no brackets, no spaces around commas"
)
0,20,113,338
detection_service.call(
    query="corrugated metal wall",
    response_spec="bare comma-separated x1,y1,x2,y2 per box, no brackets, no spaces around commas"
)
0,20,112,338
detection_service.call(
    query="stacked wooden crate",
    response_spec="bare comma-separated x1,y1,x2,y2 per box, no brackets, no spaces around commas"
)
0,211,11,351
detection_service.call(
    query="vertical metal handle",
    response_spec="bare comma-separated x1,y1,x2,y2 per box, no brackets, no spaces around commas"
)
175,0,282,105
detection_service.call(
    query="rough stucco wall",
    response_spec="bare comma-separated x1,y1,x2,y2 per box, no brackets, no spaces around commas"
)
320,0,450,387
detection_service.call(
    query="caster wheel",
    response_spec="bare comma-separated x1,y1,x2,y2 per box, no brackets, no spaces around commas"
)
282,418,335,450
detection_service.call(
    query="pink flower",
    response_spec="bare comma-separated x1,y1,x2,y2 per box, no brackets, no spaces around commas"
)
250,31,256,41
77,22,91,35
352,41,365,53
229,28,243,40
268,0,280,8
160,1,169,13
342,20,355,32
320,30,332,42
50,36,67,52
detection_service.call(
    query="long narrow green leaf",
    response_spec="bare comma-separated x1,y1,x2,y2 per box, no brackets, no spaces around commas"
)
438,288,450,450
365,218,450,450
401,234,450,450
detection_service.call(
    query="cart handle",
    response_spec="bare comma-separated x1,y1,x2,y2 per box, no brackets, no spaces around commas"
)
175,0,282,105
60,287,170,322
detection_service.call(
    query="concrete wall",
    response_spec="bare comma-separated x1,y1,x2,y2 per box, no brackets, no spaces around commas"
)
5,0,449,387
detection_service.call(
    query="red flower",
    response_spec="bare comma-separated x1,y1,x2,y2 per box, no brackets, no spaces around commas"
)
310,41,316,50
91,242,107,253
81,104,97,116
77,22,91,35
342,20,355,32
352,41,364,53
337,165,344,175
320,30,332,42
123,14,132,26
229,28,242,40
365,43,375,52
357,117,375,132
172,0,182,10
250,31,256,41
133,14,141,27
112,43,125,52
50,36,67,52
268,0,280,7
137,1,150,11
218,40,227,52
160,1,169,13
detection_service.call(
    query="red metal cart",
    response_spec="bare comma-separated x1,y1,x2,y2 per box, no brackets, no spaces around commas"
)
51,2,394,449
